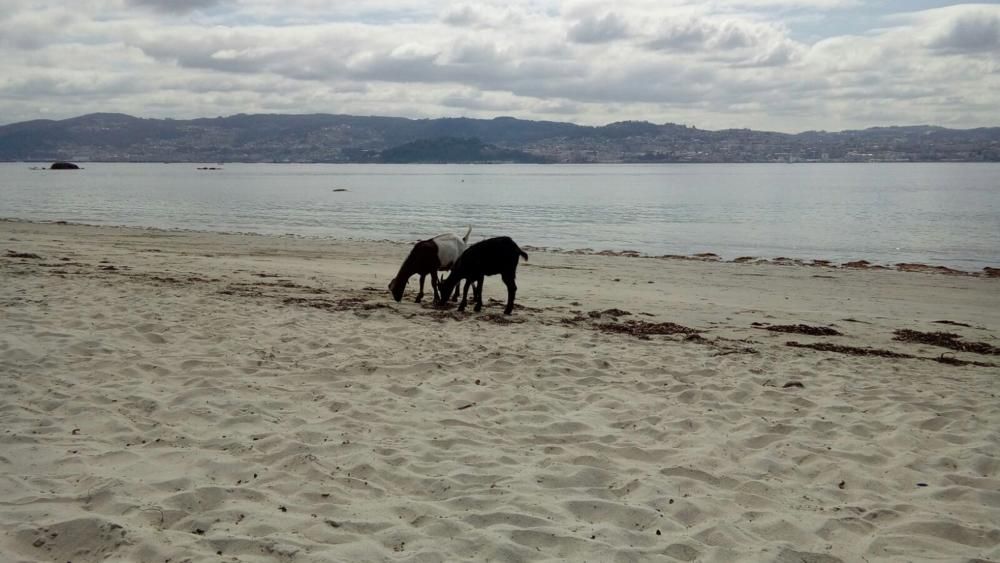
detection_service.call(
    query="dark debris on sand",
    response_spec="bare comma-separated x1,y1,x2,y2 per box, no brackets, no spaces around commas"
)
931,355,996,368
479,313,527,325
283,296,391,312
423,309,525,324
5,250,42,259
485,298,542,312
895,263,970,276
931,320,973,328
425,310,467,322
893,329,999,356
756,323,843,336
787,341,996,368
587,308,632,319
787,341,912,358
594,320,699,340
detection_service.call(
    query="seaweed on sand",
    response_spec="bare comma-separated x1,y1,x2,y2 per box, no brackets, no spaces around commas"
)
893,329,999,356
757,324,842,336
594,320,699,339
786,341,913,359
786,341,996,368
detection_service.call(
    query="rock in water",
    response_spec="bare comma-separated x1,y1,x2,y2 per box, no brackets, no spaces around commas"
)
50,161,80,170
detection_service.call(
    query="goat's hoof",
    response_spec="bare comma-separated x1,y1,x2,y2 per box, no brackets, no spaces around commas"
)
504,310,513,316
473,305,482,313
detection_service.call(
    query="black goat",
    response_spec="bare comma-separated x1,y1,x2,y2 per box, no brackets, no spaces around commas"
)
438,236,528,315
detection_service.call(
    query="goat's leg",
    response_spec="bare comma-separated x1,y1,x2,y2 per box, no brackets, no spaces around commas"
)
415,273,426,303
430,271,440,304
458,278,473,312
450,276,461,301
501,272,517,315
473,276,485,312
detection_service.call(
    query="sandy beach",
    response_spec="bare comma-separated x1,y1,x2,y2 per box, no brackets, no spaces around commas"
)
1,219,998,563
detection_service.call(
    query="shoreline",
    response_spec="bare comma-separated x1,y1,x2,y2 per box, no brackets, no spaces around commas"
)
11,160,1000,164
4,217,997,278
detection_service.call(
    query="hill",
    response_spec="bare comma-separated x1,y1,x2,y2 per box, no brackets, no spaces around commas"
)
378,137,549,164
1,113,997,163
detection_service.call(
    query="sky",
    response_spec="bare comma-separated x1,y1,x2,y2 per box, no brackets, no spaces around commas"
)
0,0,998,132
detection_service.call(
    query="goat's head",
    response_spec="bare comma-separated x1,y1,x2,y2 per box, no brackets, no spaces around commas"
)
437,274,457,304
388,277,405,302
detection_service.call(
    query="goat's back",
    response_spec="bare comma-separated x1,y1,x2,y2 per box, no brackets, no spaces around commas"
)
401,239,440,274
456,236,526,276
430,232,468,269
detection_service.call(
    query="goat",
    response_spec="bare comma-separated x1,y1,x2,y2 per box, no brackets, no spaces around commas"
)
389,226,471,303
438,236,528,315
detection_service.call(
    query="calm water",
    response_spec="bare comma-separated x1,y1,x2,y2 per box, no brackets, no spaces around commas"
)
1,162,998,269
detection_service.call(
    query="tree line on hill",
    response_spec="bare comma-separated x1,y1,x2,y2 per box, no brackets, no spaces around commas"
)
1,112,998,163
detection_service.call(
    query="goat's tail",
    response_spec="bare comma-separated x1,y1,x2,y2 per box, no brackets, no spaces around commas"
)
463,225,472,243
513,238,529,262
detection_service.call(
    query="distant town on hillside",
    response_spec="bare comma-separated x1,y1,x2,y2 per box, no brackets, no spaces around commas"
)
2,112,999,164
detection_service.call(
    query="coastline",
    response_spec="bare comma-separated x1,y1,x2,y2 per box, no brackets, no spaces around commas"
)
4,217,998,278
2,220,998,562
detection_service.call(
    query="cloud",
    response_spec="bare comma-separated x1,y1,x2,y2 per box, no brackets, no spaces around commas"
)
645,16,798,61
928,10,1000,54
0,1,997,131
127,0,223,13
567,12,631,43
440,3,526,28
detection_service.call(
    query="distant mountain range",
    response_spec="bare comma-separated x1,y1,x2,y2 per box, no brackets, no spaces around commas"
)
1,112,998,163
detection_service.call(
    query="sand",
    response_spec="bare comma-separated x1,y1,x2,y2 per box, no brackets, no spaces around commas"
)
1,220,998,563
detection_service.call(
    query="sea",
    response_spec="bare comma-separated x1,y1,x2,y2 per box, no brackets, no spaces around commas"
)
1,162,998,270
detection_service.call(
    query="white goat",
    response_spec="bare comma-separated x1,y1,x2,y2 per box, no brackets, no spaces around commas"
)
389,226,471,303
